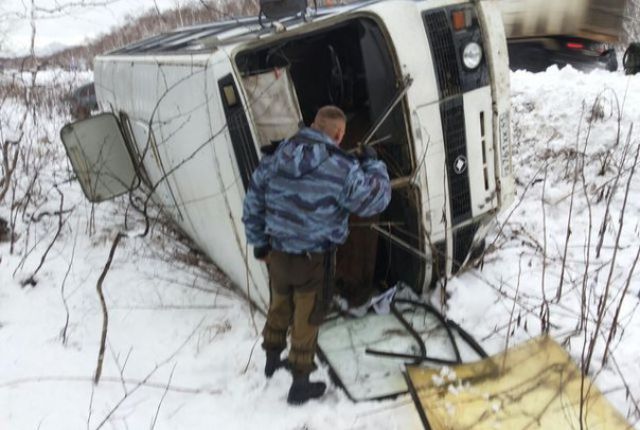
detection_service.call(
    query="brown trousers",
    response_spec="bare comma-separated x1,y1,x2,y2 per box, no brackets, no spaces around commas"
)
262,250,335,375
336,214,380,307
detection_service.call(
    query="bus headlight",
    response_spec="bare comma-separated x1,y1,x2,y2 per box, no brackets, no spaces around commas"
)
462,42,483,70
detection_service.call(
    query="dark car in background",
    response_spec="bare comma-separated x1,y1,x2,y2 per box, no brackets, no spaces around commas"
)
508,36,618,72
67,82,97,119
497,0,625,73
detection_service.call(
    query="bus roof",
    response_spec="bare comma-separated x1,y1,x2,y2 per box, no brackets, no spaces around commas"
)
108,1,383,56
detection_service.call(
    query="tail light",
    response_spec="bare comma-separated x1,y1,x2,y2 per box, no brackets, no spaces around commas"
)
566,42,585,50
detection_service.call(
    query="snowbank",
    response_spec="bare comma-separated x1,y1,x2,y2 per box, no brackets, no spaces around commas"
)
449,66,640,425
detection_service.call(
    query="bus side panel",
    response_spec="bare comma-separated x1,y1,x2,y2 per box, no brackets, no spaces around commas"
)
95,59,194,228
151,63,212,241
478,1,515,209
95,56,270,309
153,58,268,309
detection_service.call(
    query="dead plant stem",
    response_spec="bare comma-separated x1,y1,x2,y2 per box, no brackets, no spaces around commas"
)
94,232,124,384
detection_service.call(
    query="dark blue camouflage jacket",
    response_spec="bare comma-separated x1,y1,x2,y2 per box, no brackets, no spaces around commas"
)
242,127,391,254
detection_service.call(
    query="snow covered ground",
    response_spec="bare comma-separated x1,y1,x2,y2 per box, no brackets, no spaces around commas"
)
1,66,640,429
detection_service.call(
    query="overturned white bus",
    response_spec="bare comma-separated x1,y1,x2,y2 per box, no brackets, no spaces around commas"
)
61,0,515,401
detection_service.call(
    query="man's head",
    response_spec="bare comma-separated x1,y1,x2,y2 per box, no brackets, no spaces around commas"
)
311,105,346,145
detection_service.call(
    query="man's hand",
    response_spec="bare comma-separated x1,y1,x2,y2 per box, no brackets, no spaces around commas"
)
254,245,271,262
358,145,377,162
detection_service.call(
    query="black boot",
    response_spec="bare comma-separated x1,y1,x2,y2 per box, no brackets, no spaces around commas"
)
287,374,326,405
265,349,287,378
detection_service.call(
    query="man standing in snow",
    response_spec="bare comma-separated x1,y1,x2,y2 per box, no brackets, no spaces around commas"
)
242,105,391,405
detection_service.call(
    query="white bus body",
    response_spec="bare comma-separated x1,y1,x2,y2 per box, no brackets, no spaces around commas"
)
61,0,515,400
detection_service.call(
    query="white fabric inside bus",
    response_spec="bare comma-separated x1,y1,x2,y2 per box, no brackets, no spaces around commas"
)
242,68,303,147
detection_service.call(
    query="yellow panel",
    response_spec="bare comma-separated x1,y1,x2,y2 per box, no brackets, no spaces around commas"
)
406,336,632,430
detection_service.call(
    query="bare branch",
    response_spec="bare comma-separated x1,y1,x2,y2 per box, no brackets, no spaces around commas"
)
22,184,71,286
94,232,125,385
94,318,206,428
584,124,637,375
60,229,78,345
150,364,177,430
556,104,586,302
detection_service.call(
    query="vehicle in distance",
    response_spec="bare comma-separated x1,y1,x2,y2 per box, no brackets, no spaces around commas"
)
497,0,625,72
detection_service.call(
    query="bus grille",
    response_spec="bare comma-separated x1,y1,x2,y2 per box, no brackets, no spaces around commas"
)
424,8,473,226
424,10,461,98
452,222,479,273
441,98,471,225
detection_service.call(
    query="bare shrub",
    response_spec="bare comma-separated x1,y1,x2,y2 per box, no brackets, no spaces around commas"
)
624,0,640,43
